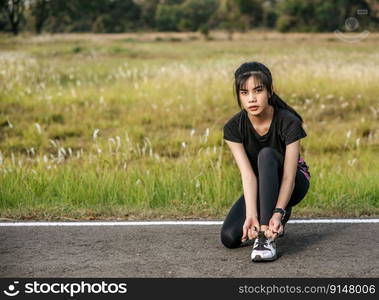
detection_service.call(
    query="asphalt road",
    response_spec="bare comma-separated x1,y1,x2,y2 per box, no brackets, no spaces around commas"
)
0,222,378,277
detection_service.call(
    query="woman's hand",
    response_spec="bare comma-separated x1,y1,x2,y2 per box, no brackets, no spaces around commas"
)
266,213,283,239
241,216,260,242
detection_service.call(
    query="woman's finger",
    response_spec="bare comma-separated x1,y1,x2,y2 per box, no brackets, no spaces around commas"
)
242,225,247,242
275,221,281,231
248,228,254,240
278,224,284,235
269,226,280,239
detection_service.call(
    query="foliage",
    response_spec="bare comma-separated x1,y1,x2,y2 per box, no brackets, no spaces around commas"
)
0,0,378,35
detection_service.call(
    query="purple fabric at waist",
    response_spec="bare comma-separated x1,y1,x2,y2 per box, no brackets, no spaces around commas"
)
298,157,311,181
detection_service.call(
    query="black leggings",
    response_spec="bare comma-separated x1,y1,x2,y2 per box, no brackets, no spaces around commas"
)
220,147,310,248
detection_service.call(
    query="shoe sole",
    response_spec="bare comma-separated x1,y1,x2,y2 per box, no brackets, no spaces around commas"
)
251,254,278,262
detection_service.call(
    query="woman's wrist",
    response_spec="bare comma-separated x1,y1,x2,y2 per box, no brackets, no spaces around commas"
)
272,212,283,220
246,213,258,219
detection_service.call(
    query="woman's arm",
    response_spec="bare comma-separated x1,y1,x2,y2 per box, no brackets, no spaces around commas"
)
266,140,300,239
275,140,300,211
224,140,258,218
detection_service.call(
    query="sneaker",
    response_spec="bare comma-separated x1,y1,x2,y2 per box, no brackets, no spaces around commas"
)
251,231,277,262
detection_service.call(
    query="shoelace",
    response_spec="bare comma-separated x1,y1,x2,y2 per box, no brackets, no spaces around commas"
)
254,233,271,251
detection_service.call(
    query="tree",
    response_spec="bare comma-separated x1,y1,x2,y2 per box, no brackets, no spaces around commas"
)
134,0,160,29
237,0,263,30
261,0,278,28
30,0,50,34
0,0,25,35
99,0,141,32
178,0,218,31
0,5,10,31
155,3,182,31
210,0,244,39
275,0,372,32
42,0,141,33
276,0,316,32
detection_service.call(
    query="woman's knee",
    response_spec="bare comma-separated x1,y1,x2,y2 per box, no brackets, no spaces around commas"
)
257,147,280,167
289,171,310,206
220,228,241,249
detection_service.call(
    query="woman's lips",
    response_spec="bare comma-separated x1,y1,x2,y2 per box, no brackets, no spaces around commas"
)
248,106,259,111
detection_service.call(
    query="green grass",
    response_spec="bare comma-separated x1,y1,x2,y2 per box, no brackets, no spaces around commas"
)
0,32,378,220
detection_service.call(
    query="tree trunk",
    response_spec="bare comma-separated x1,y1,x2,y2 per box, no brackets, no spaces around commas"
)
2,0,25,36
11,22,19,35
33,0,49,35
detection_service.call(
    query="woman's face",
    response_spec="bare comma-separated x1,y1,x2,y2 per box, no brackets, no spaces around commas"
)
239,76,271,116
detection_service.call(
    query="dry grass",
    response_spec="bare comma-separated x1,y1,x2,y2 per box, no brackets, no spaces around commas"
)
0,32,378,220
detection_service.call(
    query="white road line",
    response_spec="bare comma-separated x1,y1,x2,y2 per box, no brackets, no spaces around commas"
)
0,219,378,226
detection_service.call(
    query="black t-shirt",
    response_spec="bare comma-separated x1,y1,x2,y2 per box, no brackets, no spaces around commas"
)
223,105,307,175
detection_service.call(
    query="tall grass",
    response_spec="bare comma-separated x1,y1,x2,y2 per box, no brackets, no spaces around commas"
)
0,33,378,220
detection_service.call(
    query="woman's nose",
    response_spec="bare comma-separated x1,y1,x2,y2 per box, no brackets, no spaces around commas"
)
248,93,256,102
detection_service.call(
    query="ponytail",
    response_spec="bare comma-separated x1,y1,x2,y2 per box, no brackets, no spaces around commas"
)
270,92,303,123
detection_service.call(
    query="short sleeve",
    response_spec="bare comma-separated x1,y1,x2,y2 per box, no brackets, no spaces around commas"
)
223,116,242,143
282,116,307,145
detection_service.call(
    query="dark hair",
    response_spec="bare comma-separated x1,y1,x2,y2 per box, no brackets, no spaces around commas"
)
234,62,303,123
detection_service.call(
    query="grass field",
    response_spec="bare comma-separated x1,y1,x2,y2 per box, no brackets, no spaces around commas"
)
0,31,378,220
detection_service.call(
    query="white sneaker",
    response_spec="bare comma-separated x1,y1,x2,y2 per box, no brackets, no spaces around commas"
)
251,231,277,262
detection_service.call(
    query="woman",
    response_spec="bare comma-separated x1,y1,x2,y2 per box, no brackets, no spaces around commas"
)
221,61,310,262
